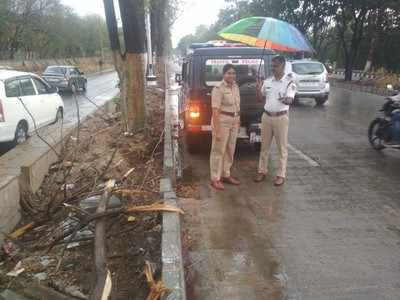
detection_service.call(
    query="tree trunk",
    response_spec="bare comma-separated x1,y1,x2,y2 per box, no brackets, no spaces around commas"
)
344,58,353,81
363,8,384,74
104,0,146,132
118,0,146,132
124,53,146,130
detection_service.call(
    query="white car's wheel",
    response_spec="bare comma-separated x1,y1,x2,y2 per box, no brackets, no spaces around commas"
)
14,122,28,145
55,108,63,123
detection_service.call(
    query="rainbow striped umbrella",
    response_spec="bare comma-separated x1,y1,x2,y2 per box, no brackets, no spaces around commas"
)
218,17,314,52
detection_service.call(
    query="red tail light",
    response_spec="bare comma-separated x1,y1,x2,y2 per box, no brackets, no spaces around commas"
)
187,101,201,119
0,100,4,122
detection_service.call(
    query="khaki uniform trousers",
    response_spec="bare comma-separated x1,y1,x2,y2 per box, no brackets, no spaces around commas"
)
210,115,239,181
258,112,289,178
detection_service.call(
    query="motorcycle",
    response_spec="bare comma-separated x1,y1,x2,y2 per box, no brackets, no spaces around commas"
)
368,85,400,150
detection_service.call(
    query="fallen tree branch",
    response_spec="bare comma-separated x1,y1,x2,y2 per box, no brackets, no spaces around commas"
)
90,180,114,300
47,202,183,251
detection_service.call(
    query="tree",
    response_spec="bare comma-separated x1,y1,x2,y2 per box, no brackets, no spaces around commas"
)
150,0,181,82
0,0,109,59
103,0,146,132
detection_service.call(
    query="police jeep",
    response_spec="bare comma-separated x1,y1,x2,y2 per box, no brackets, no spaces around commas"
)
175,44,275,153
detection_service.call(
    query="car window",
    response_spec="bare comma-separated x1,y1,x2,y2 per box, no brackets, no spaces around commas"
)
204,58,266,87
69,68,79,75
5,79,21,97
44,66,66,74
32,77,49,94
20,78,36,96
292,63,324,75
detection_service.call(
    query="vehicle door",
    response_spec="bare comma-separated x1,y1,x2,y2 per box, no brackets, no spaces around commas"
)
3,78,24,132
178,61,188,117
18,76,45,129
31,76,55,125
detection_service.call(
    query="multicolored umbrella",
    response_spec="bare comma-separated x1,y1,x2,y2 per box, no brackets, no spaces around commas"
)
218,17,314,53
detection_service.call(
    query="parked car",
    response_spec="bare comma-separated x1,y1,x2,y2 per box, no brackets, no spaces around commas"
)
42,65,87,93
176,46,275,152
0,70,64,145
286,59,330,105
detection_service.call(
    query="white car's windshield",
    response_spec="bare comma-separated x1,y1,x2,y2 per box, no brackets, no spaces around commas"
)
292,63,324,75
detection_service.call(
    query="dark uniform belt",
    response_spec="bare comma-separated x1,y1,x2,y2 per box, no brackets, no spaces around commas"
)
220,111,240,117
264,110,288,117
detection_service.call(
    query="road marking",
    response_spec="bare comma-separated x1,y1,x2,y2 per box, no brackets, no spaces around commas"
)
288,143,320,167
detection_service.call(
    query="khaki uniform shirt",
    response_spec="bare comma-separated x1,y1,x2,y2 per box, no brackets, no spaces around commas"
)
262,73,297,112
211,80,240,113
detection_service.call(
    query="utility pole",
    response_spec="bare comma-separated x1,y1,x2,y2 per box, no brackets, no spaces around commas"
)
145,7,157,86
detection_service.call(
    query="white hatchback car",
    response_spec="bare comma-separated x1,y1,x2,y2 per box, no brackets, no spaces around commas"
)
286,60,330,105
0,70,64,145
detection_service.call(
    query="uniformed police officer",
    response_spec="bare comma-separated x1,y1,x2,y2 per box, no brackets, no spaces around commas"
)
254,56,296,186
210,64,241,190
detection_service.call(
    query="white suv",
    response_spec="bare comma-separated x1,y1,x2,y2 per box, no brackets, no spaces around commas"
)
286,60,330,105
0,70,64,145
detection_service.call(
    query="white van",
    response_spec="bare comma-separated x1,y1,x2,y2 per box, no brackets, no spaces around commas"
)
286,60,330,105
0,70,64,145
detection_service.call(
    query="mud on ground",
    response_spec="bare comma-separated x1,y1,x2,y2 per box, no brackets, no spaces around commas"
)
0,87,165,300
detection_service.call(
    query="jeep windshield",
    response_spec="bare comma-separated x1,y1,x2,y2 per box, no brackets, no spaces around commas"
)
292,62,324,75
204,58,265,87
44,66,67,75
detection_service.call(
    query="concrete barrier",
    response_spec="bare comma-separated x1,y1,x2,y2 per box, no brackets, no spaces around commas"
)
161,66,186,300
0,98,117,243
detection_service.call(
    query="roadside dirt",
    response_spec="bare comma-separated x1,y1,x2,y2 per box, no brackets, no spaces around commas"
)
0,87,165,300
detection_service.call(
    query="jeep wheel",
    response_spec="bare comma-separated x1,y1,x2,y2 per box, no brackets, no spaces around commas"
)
315,96,328,106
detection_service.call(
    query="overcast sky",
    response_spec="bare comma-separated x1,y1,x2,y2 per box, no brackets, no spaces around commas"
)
62,0,227,47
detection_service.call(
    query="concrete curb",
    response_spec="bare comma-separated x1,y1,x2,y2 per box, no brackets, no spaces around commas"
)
160,67,186,299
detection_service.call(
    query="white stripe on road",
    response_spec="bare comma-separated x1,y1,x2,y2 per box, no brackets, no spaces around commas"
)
288,143,320,167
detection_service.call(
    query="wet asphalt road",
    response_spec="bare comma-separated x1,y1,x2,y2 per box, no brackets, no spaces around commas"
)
0,71,119,156
180,88,400,299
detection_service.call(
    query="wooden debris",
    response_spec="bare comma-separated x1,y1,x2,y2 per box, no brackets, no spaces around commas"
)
90,180,114,300
122,167,135,179
113,188,153,197
8,222,34,239
144,261,169,300
126,202,184,214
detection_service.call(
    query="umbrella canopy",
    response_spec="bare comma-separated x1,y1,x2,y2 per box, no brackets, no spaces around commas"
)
218,17,314,53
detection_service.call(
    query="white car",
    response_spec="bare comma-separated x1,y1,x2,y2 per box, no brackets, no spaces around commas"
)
0,70,64,145
286,60,330,105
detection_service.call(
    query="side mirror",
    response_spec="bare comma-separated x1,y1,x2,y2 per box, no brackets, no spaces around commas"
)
175,73,182,85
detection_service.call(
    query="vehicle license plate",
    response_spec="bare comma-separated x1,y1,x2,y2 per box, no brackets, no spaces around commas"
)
201,125,212,131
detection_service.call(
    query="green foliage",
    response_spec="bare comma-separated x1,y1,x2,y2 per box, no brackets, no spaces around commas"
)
0,0,109,59
176,0,400,73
